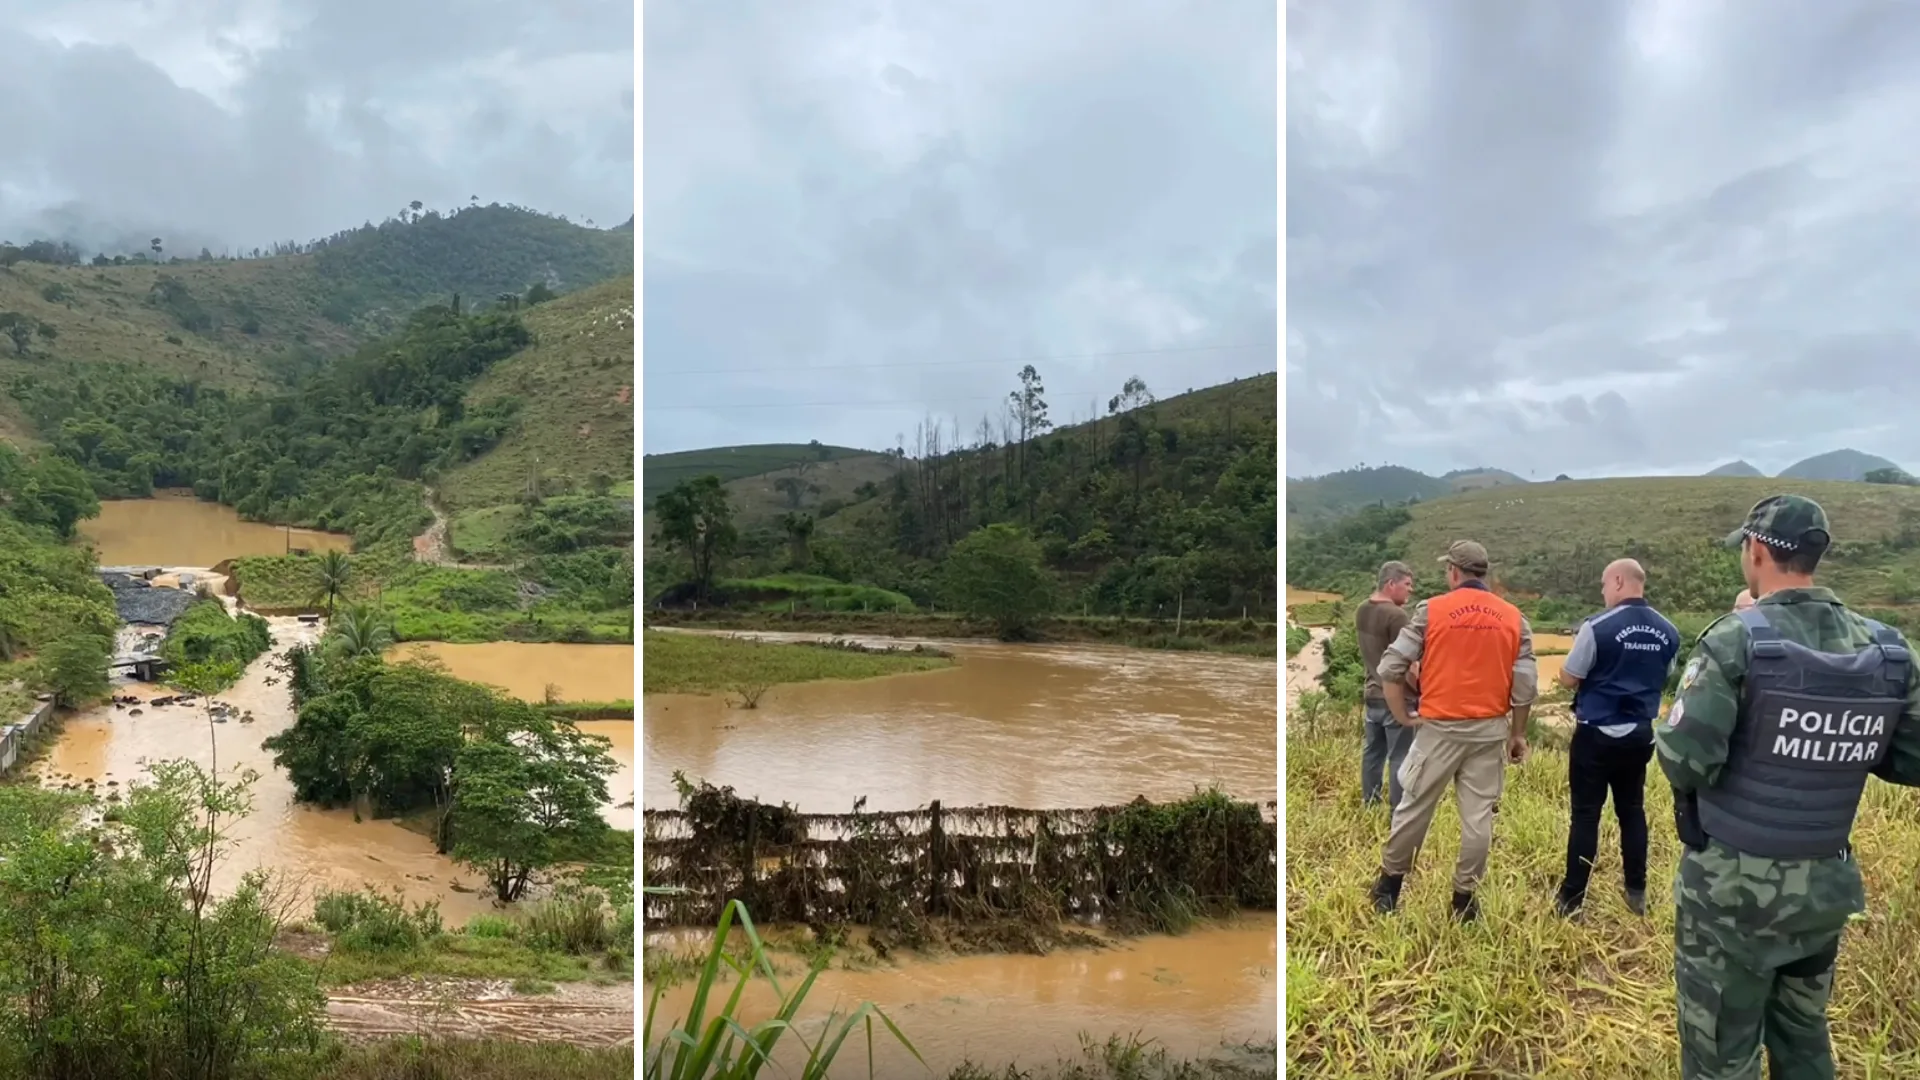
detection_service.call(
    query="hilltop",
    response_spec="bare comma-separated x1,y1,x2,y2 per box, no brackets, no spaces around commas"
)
1705,459,1765,477
1286,463,1528,527
649,371,1277,623
640,443,873,505
1288,473,1920,624
1778,448,1904,482
0,205,632,410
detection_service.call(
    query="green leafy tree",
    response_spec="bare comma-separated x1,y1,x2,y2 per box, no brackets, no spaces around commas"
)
941,523,1056,639
451,715,617,902
652,475,737,603
41,631,111,707
325,604,395,660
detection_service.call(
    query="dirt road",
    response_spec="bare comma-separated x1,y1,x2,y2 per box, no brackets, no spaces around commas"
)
412,489,509,571
326,979,633,1047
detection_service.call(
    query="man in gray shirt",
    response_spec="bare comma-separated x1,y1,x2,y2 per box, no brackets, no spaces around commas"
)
1355,561,1417,808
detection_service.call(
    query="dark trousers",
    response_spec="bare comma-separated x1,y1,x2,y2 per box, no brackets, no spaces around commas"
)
1560,722,1655,903
1362,698,1412,808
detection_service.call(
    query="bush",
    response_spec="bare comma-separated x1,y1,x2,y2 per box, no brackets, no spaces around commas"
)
313,888,444,954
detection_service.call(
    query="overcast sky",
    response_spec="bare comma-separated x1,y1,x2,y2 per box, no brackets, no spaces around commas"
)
1288,0,1920,481
643,0,1277,455
0,0,632,256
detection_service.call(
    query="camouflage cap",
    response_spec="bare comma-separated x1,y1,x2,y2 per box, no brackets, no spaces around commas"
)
1438,540,1490,574
1723,494,1831,552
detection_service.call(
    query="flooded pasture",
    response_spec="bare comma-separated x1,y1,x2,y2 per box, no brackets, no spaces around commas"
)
644,915,1276,1075
1285,586,1341,608
642,633,1277,811
82,493,351,566
386,641,635,703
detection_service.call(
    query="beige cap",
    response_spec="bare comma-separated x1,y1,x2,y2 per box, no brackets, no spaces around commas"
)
1438,540,1490,575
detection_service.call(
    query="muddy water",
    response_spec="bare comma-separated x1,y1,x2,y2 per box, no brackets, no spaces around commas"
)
643,635,1276,811
1534,632,1576,685
386,642,635,703
35,617,497,924
1285,586,1341,608
82,492,351,566
577,721,635,831
644,916,1275,1074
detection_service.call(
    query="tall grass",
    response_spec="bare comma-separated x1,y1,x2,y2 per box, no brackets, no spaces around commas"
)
643,896,921,1080
1285,704,1920,1078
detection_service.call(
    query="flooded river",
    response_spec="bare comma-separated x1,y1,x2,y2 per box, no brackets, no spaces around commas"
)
82,493,351,566
34,617,498,923
644,915,1275,1074
643,634,1276,811
387,642,635,703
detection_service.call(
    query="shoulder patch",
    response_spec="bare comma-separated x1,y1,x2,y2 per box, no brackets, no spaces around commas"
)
1678,654,1706,692
1667,698,1685,726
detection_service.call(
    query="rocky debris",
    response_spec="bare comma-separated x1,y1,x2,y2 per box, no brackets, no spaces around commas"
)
98,572,196,626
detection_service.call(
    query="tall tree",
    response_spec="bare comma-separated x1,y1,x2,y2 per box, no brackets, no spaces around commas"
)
311,551,353,619
652,475,738,603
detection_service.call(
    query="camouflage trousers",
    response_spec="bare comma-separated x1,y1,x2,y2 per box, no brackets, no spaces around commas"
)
1674,885,1843,1080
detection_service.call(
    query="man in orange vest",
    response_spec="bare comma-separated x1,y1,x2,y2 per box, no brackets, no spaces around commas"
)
1369,540,1539,922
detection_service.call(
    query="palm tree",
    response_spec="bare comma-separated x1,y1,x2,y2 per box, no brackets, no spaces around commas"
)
326,604,395,660
311,551,352,619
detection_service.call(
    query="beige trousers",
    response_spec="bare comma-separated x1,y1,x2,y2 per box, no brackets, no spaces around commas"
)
1380,717,1508,893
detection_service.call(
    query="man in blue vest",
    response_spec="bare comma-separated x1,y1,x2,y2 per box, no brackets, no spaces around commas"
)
1553,557,1680,918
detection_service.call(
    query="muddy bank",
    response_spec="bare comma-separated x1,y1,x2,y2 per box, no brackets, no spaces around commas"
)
328,979,632,1047
646,608,1275,652
643,915,1275,1075
643,633,1277,812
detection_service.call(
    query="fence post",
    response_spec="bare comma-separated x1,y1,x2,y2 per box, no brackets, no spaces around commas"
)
927,800,946,917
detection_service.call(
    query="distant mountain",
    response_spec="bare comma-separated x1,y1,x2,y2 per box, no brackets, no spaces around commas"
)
1706,460,1765,478
1286,464,1528,526
1777,449,1904,483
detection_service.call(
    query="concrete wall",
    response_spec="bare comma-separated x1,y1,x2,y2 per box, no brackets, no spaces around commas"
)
0,698,55,776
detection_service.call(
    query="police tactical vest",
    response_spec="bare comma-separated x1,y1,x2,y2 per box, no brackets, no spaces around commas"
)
1696,606,1910,859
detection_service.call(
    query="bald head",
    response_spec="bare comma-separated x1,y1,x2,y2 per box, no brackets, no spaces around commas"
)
1601,559,1646,607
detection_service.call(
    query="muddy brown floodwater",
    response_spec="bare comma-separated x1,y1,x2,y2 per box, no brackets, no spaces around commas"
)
387,642,635,704
644,914,1275,1074
81,493,352,566
643,633,1276,812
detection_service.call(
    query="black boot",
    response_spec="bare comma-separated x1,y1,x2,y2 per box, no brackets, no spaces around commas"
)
1370,872,1404,914
1624,887,1647,917
1554,885,1582,918
1450,890,1480,923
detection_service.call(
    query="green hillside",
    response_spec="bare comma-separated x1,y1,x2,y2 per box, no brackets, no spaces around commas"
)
0,206,632,405
1288,474,1920,628
438,276,635,511
640,442,871,505
649,371,1277,624
1286,463,1529,528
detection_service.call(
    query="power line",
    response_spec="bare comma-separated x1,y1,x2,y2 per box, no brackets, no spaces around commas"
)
644,341,1276,378
643,376,1275,413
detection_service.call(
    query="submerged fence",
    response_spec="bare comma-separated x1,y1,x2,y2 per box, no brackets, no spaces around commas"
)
641,784,1278,928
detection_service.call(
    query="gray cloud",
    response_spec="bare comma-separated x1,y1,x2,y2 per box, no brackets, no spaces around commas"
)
1288,0,1920,479
643,0,1277,454
0,0,631,255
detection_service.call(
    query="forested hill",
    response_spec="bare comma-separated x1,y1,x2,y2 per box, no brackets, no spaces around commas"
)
688,371,1279,620
0,205,633,410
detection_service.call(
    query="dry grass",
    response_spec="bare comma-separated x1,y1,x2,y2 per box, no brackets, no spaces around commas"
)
439,277,635,510
721,452,901,528
1285,704,1920,1079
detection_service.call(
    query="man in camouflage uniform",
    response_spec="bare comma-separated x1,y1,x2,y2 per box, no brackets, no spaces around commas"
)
1658,495,1920,1079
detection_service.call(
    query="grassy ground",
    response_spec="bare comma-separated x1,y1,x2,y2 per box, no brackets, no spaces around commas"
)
716,572,917,612
946,1039,1276,1080
642,629,951,695
646,608,1278,655
230,553,631,643
640,442,873,505
447,505,524,562
720,451,900,528
438,278,635,511
307,927,630,987
1284,705,1920,1078
290,1039,631,1079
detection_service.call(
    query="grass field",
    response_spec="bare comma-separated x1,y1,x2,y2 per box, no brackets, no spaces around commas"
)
1284,702,1920,1078
716,572,917,612
720,451,900,527
641,629,952,696
640,442,872,505
439,277,635,511
447,504,523,562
